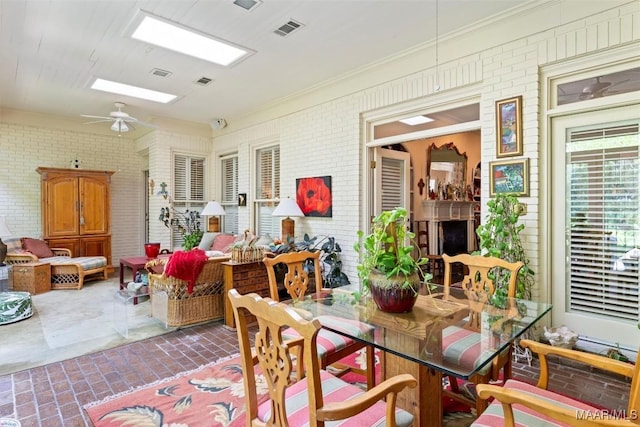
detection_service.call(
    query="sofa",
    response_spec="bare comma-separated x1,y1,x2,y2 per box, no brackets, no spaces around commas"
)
3,237,108,290
146,254,230,327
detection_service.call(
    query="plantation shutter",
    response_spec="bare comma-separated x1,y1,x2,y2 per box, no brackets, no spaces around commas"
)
172,154,206,249
381,156,404,211
566,123,640,322
255,146,280,236
221,155,238,234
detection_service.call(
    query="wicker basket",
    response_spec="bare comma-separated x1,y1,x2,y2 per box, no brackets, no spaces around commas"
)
148,256,228,327
231,246,264,263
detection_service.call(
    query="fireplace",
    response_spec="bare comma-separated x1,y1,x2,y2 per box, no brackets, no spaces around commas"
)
441,221,468,255
418,200,477,255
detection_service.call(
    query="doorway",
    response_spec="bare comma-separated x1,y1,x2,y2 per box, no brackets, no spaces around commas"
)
551,106,640,349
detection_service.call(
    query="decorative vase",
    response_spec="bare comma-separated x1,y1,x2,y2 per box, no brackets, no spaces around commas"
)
368,269,420,313
144,243,161,259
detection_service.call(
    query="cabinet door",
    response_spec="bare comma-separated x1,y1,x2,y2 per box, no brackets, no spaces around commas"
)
46,238,80,256
45,176,79,237
80,236,110,258
80,176,110,235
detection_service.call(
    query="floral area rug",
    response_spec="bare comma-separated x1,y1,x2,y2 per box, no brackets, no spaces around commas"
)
85,354,264,427
85,349,471,426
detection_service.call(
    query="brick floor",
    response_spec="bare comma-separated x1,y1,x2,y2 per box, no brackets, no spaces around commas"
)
0,320,631,426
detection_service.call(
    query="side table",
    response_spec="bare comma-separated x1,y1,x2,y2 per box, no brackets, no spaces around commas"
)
223,260,270,328
119,254,170,304
12,263,51,295
112,288,167,338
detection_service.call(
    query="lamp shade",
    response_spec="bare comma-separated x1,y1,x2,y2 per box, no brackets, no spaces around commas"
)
201,201,226,216
0,216,12,238
272,197,304,218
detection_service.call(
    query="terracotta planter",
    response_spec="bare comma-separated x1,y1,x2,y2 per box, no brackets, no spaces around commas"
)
368,269,419,313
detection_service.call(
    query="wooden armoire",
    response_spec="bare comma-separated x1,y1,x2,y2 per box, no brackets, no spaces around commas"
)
37,167,114,272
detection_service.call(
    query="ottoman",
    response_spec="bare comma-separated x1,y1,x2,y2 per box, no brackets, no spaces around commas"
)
0,292,33,325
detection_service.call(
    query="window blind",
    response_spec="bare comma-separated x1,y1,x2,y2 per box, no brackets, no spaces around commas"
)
566,124,640,322
221,155,238,234
172,154,206,249
255,146,280,236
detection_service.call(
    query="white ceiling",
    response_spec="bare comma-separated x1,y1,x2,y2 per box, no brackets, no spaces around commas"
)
0,0,534,134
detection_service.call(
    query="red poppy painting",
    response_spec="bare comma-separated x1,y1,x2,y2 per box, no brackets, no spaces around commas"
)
296,176,332,217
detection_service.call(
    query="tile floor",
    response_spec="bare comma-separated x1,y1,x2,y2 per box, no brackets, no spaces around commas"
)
0,320,632,426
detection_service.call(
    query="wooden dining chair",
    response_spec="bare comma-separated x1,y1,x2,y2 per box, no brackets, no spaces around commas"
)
415,219,444,276
441,253,524,415
263,251,376,389
474,339,640,426
227,289,417,426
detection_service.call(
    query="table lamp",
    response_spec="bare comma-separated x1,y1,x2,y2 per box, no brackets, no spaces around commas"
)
272,197,304,241
0,216,12,266
201,201,226,232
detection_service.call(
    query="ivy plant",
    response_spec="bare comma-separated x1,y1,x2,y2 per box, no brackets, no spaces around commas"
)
475,193,534,301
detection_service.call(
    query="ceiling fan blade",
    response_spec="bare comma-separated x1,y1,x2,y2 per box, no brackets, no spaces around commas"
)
81,114,112,120
83,119,113,125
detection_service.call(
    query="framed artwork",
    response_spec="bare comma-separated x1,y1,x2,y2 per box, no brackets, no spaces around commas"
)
296,176,332,217
238,193,247,207
495,95,523,157
489,158,529,197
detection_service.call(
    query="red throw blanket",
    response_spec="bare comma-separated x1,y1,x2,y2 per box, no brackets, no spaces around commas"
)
164,249,208,294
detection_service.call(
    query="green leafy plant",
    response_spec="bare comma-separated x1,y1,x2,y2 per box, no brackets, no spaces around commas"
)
159,206,203,250
354,207,431,294
269,233,350,288
475,193,534,300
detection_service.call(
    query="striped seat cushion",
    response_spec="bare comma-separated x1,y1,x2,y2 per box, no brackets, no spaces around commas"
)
258,369,414,426
442,325,500,375
282,315,374,361
41,256,107,271
472,379,601,426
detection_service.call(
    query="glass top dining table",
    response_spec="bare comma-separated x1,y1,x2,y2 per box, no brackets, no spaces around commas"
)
283,283,552,424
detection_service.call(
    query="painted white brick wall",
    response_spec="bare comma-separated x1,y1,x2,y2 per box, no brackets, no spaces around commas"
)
0,122,145,265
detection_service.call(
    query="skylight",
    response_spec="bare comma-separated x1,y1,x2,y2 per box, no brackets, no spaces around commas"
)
399,116,434,125
130,12,252,66
91,78,177,103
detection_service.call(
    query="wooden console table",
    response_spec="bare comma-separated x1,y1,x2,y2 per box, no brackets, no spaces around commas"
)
223,260,270,328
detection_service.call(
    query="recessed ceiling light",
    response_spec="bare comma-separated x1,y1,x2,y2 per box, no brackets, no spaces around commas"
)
130,12,253,66
399,116,434,125
91,78,177,103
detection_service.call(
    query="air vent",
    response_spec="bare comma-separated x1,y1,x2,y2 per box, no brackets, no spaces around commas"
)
274,19,304,37
151,68,172,78
233,0,262,11
195,77,213,86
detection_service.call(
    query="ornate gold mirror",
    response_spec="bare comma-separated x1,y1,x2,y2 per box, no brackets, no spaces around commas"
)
426,142,467,190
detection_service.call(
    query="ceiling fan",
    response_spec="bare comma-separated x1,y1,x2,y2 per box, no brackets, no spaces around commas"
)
81,102,156,134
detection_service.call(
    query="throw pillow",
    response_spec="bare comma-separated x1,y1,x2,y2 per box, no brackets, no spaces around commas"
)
22,238,55,258
197,232,220,251
211,234,238,253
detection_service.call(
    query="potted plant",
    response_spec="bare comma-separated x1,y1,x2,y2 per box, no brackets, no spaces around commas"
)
159,206,203,250
475,193,534,301
354,207,431,313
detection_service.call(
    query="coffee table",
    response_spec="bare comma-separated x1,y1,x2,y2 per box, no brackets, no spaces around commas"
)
119,255,170,304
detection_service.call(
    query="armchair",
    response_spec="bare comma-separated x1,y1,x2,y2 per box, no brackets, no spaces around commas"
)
228,289,417,426
474,339,640,426
147,255,229,327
